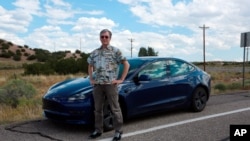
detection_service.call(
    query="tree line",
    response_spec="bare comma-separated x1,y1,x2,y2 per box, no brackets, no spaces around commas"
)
138,46,158,56
23,50,89,75
22,47,158,75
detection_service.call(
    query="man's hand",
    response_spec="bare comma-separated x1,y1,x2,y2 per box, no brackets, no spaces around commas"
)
90,79,96,85
112,79,123,85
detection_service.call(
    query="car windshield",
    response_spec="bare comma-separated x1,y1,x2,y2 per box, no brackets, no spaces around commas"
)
118,59,148,79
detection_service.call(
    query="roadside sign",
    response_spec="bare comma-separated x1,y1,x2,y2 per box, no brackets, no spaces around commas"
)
240,32,250,47
240,31,250,88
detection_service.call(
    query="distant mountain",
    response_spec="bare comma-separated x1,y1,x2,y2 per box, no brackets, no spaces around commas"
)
0,38,82,62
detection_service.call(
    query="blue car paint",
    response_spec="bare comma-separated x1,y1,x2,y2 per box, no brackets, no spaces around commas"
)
43,77,95,124
42,57,211,125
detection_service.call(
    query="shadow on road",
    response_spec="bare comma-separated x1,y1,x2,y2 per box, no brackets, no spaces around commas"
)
4,119,93,141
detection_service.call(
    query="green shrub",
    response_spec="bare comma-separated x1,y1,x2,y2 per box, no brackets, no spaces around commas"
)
27,55,36,60
245,79,250,84
227,83,242,90
7,42,13,46
1,43,10,49
0,39,4,44
0,52,11,58
8,50,15,56
0,79,37,108
13,54,21,61
75,49,81,54
16,49,21,55
24,52,30,56
214,83,226,91
23,62,55,75
210,75,215,80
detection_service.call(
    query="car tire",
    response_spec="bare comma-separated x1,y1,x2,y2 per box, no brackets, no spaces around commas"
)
191,87,208,112
103,99,114,132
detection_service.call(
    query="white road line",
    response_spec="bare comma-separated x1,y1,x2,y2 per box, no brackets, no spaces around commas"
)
98,107,250,141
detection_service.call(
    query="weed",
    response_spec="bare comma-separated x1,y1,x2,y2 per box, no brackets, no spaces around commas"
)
0,79,36,108
227,82,242,90
214,83,226,91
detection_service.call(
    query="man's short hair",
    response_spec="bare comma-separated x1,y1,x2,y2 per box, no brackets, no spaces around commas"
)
100,29,112,38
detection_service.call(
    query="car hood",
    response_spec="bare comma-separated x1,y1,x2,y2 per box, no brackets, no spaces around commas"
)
45,77,92,98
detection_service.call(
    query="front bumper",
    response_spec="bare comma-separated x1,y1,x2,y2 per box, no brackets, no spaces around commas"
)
42,98,94,125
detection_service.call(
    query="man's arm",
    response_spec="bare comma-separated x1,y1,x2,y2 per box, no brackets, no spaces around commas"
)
120,60,130,81
112,60,130,85
88,64,95,85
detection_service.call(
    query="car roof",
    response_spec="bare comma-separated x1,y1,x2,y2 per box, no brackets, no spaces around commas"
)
127,56,186,62
127,57,197,68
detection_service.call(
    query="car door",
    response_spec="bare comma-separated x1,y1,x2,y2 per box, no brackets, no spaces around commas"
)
126,59,196,116
126,60,171,116
166,59,196,106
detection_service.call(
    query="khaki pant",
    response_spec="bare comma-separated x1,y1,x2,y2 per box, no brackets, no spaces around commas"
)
93,84,123,133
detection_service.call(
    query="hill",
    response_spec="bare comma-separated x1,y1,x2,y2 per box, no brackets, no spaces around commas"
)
0,38,246,69
0,38,81,62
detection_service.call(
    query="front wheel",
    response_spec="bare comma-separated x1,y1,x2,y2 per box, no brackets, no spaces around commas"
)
191,87,208,112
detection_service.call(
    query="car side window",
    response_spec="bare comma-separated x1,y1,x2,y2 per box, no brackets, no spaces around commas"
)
138,61,167,80
168,60,195,76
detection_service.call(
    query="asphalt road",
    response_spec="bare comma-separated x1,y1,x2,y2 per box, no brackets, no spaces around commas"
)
1,91,250,141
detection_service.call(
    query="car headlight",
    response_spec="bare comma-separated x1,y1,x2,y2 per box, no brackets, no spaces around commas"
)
68,92,86,102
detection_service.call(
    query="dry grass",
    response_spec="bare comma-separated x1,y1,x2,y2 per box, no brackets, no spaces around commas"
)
0,65,250,125
204,65,250,94
0,104,42,124
0,69,86,125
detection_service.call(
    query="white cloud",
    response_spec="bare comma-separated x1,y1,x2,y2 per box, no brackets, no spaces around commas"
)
24,25,72,51
1,0,250,61
0,6,31,33
43,0,104,26
72,17,117,33
116,0,250,60
45,6,73,20
12,0,41,15
50,0,71,7
119,0,250,30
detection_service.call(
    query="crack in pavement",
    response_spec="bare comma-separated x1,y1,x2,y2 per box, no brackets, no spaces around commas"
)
4,120,63,141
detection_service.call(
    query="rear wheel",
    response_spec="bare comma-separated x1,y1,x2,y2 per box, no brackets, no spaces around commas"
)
191,87,208,112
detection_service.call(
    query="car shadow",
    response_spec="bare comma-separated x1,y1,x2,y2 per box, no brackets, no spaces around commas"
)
4,109,194,141
124,108,189,126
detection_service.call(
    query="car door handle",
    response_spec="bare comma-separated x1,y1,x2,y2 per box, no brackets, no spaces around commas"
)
187,77,195,82
124,86,137,93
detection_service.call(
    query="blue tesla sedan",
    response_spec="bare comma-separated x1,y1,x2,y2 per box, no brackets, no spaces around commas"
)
42,57,211,131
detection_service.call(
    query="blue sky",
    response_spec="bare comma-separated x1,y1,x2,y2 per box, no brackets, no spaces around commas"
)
1,0,250,62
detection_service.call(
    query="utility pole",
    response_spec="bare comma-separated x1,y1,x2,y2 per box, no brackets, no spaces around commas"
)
247,47,249,62
54,42,56,52
128,38,134,58
80,37,82,52
199,24,209,71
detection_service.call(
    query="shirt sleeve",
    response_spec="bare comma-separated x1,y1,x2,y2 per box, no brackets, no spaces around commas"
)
116,48,127,64
87,52,94,65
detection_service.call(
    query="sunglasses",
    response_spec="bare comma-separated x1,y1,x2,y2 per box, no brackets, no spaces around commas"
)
100,36,109,39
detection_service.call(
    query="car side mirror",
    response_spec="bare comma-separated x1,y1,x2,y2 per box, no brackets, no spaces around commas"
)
138,74,151,81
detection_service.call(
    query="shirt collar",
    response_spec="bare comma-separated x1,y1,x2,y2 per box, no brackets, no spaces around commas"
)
98,45,112,50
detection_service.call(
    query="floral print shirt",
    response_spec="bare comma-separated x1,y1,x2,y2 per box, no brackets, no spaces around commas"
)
87,45,126,84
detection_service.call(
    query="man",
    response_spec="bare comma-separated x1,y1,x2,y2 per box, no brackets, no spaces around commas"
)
87,29,130,141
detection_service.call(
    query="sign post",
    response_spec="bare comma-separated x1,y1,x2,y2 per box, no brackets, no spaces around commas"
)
240,32,250,87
